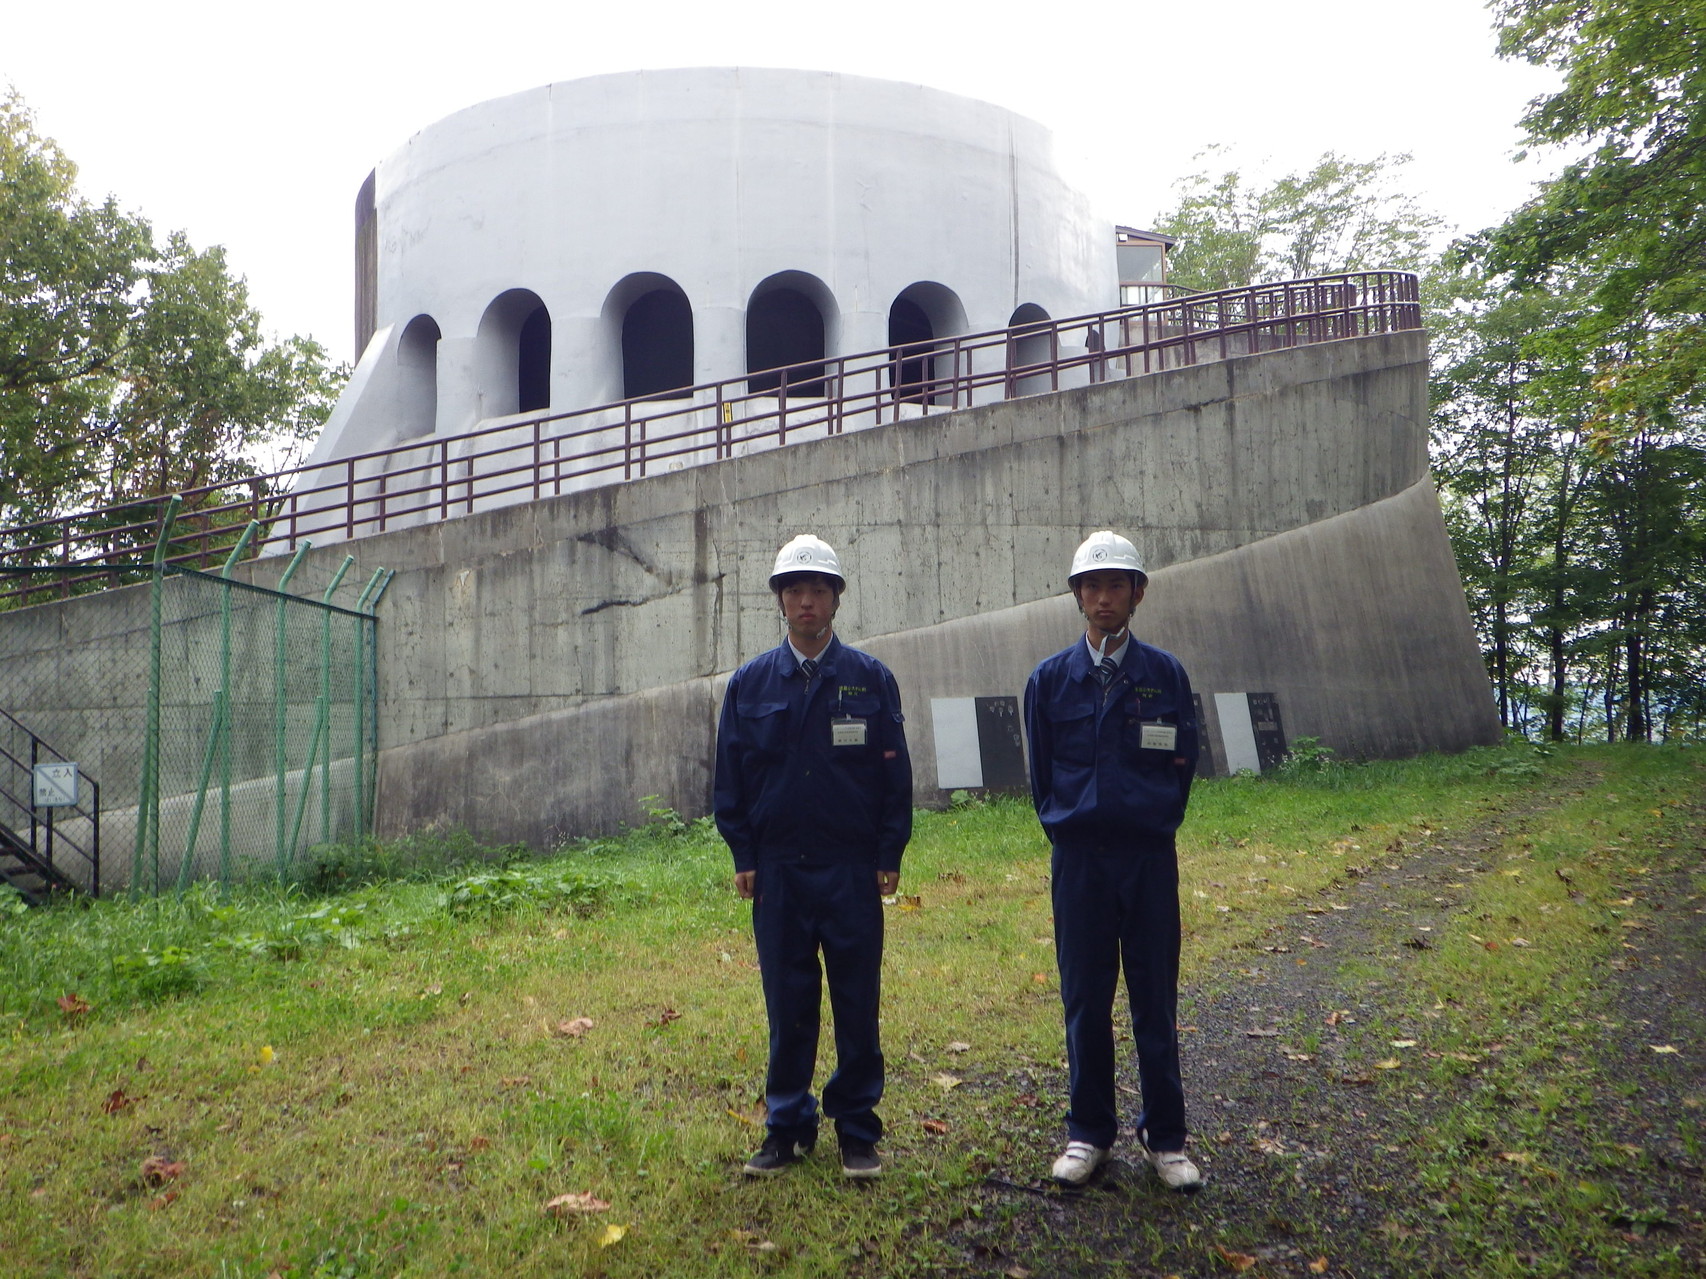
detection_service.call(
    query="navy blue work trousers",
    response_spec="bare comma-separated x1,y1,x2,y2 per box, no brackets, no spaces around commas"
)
752,861,885,1147
1051,841,1187,1151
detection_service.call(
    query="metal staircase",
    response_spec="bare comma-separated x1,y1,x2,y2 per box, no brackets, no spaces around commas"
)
0,710,100,903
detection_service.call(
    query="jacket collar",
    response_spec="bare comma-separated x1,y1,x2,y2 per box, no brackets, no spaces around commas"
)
776,632,841,677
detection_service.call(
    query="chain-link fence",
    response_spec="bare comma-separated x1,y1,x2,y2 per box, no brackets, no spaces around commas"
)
0,561,384,896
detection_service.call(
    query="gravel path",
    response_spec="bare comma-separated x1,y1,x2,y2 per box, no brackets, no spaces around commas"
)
943,761,1705,1277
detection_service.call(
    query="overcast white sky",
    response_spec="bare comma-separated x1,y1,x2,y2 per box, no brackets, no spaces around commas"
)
5,0,1563,365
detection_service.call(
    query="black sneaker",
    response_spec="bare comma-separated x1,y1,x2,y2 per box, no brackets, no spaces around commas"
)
839,1139,882,1179
743,1133,813,1176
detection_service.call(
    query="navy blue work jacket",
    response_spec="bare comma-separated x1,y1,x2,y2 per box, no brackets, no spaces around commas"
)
714,635,913,874
1023,636,1199,850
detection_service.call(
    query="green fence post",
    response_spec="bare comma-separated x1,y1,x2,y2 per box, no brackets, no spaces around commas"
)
131,496,180,898
317,557,354,845
273,545,312,881
166,521,266,891
177,689,226,894
216,522,260,882
355,570,394,838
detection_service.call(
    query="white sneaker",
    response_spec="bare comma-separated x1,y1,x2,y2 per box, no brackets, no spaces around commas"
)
1142,1143,1202,1192
1050,1140,1110,1186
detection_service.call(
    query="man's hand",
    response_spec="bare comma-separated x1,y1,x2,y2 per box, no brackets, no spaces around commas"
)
734,870,756,900
877,869,900,896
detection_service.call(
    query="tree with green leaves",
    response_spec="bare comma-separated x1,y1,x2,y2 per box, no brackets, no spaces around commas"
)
1,91,345,552
1151,149,1444,293
1479,0,1705,425
1448,0,1706,742
0,90,149,530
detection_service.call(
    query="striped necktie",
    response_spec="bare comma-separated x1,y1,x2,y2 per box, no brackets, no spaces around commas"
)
1097,655,1118,687
801,658,818,681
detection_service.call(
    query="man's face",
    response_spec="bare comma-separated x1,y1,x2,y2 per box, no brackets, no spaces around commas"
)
1073,570,1142,636
779,575,839,638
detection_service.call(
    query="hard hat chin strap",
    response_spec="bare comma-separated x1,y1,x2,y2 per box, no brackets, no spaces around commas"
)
1091,624,1129,658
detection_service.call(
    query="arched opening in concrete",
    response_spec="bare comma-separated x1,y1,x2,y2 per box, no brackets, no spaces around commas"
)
475,288,551,419
1007,303,1054,395
747,272,834,397
613,276,694,400
519,305,552,413
889,282,967,404
396,315,440,439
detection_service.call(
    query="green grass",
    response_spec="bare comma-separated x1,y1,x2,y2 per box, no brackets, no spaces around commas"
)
0,742,1699,1276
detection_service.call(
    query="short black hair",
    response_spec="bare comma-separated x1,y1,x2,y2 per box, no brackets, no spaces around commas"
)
772,570,844,600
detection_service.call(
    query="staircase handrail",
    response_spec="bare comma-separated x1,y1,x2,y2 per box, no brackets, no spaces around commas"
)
0,708,101,897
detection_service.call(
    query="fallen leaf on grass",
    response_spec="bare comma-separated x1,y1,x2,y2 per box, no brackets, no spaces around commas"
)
1014,1093,1039,1107
140,1156,186,1186
946,1041,971,1053
1649,1044,1681,1055
148,1189,179,1210
469,1136,491,1151
1389,1039,1417,1049
1374,1059,1403,1071
1031,973,1049,985
1500,1151,1532,1165
1214,1244,1258,1271
500,1076,533,1088
1282,1051,1315,1062
651,1008,682,1027
922,1119,950,1135
553,1018,594,1038
1483,941,1500,951
895,895,922,911
1003,1267,1033,1279
932,1073,963,1090
544,1191,610,1215
1310,1258,1329,1274
102,1089,139,1115
727,1101,767,1126
57,993,91,1019
596,1223,628,1247
1510,937,1531,948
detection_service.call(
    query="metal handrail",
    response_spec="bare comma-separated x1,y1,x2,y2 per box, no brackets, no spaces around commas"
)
0,708,101,897
0,272,1420,599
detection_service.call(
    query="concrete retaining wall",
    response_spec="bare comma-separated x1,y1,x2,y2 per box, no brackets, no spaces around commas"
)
3,327,1500,864
249,329,1436,752
377,477,1498,847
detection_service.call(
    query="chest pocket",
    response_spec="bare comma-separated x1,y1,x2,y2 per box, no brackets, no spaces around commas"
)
1046,703,1097,768
735,697,790,760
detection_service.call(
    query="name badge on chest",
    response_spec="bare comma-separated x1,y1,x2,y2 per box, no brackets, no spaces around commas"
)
1139,721,1178,752
831,716,867,747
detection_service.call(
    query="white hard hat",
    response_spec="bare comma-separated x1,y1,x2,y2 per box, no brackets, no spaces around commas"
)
1068,530,1146,585
769,534,846,591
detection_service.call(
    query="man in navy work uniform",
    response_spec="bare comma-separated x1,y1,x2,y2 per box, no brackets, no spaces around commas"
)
1023,530,1203,1192
714,533,913,1180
